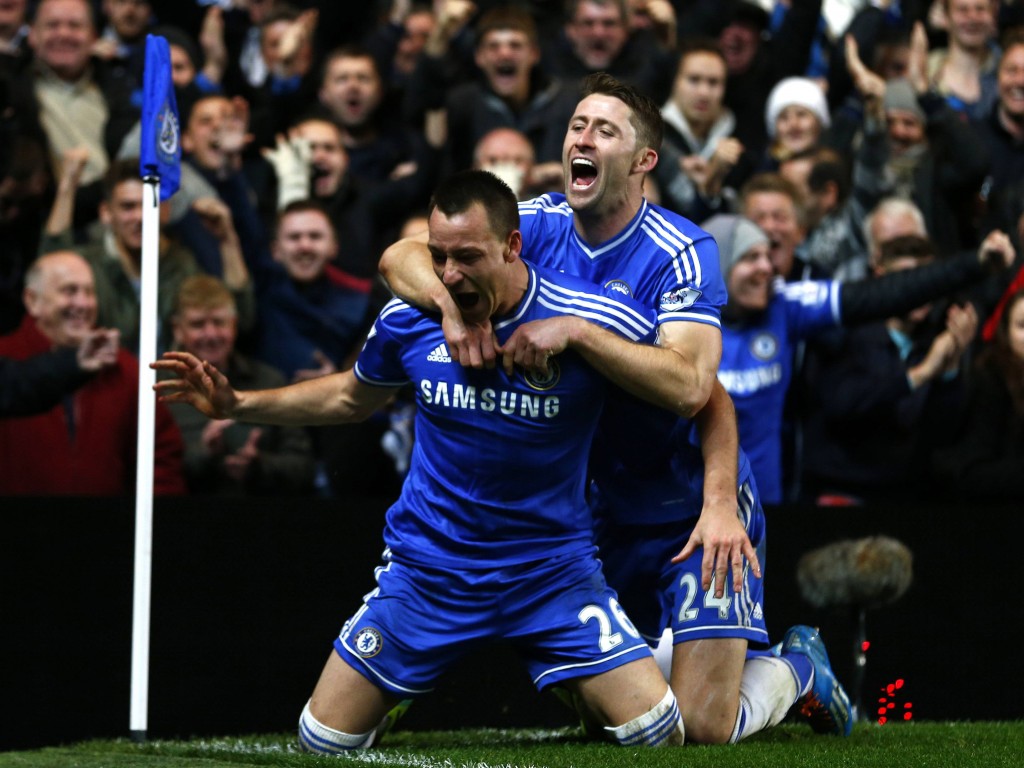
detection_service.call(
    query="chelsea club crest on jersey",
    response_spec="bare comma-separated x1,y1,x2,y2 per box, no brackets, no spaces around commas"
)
751,332,779,361
524,359,560,391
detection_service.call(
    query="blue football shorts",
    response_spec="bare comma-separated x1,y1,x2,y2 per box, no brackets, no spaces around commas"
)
596,480,768,647
334,547,654,697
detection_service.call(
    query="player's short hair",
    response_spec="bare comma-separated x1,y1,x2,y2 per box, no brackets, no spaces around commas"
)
173,274,236,317
475,5,538,48
429,169,519,240
579,72,663,152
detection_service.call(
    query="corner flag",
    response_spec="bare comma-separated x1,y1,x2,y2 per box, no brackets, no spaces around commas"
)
139,34,181,200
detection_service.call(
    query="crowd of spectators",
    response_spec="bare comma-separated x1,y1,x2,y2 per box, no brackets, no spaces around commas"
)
1,0,1023,505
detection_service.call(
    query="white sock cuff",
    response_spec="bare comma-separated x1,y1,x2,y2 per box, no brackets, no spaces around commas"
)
604,686,685,747
298,700,376,754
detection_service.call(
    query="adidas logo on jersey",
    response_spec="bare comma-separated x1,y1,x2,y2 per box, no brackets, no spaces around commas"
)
426,343,452,363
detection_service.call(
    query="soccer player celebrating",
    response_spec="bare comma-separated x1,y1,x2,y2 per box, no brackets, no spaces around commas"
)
379,74,852,743
153,170,684,754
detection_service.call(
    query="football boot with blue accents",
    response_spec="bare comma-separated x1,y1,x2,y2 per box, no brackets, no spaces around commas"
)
779,625,853,737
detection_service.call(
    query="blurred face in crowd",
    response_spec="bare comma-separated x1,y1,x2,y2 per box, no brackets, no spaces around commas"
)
727,242,774,312
101,178,144,257
247,0,273,25
474,128,535,175
395,9,434,75
102,0,151,42
272,209,338,284
429,201,520,325
743,190,804,277
1007,294,1024,361
998,43,1024,125
23,252,97,347
319,54,382,131
565,0,628,70
475,28,538,102
182,96,233,171
886,110,926,155
773,105,821,155
867,207,925,267
29,0,96,81
169,42,196,88
0,0,26,33
718,21,759,75
293,119,349,198
672,51,726,131
261,17,312,76
173,303,237,371
945,0,996,52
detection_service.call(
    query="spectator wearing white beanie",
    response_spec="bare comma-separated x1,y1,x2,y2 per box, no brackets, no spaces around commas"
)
764,77,830,162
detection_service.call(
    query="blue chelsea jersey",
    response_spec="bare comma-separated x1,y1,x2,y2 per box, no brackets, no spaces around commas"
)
719,278,841,504
518,194,747,524
353,261,656,568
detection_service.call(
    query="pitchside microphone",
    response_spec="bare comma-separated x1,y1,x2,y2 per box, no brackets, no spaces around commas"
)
796,536,913,610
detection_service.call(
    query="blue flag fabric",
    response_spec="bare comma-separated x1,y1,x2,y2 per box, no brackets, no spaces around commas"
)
140,34,181,201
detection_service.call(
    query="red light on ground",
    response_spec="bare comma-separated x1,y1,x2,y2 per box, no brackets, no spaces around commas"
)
904,712,913,721
878,716,888,725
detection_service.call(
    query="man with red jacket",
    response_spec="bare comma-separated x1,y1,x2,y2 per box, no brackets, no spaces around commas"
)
0,251,185,495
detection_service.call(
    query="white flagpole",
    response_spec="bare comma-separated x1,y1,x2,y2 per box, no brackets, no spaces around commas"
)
130,173,161,743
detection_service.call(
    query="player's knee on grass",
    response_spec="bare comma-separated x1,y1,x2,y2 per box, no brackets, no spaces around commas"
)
604,686,685,746
298,700,379,753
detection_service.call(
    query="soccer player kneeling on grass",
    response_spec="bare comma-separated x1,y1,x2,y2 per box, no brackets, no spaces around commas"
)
154,170,683,752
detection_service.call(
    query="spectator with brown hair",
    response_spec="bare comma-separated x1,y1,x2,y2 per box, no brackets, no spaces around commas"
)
404,3,578,177
164,274,315,496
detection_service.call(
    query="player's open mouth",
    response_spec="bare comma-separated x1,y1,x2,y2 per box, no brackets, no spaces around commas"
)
455,292,480,310
571,158,597,189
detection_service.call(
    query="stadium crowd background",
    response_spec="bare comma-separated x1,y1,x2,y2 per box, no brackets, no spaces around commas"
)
2,0,1024,506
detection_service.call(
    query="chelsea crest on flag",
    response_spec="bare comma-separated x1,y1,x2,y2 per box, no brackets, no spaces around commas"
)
140,34,181,201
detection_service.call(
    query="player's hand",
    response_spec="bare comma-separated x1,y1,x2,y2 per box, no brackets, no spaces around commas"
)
292,350,337,383
672,500,761,597
497,316,577,377
151,351,239,419
442,312,497,369
76,327,119,372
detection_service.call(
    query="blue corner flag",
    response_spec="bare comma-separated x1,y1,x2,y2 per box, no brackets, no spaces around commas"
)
140,34,181,201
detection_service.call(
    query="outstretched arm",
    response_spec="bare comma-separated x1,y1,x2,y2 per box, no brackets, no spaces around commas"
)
151,351,395,426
